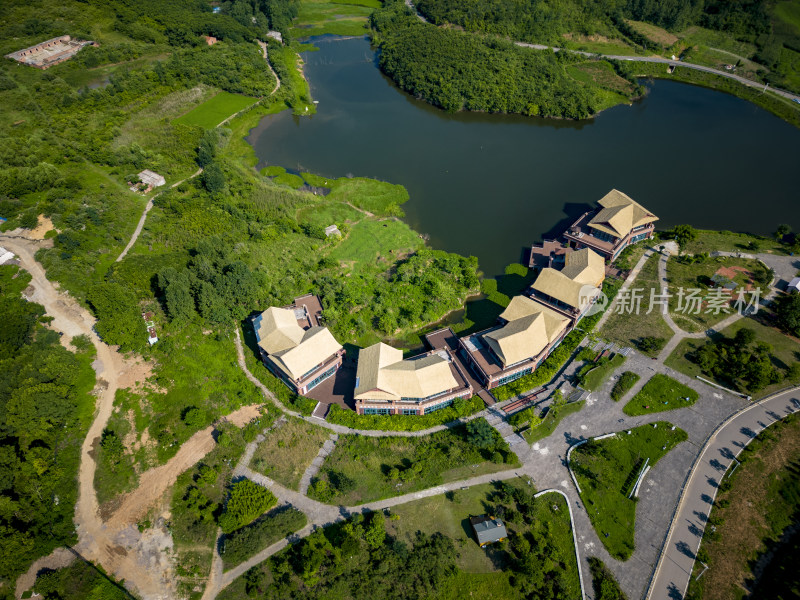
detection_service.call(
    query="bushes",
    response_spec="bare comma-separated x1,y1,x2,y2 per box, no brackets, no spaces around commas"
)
325,396,484,431
588,557,628,600
611,371,640,401
220,505,306,568
219,480,277,534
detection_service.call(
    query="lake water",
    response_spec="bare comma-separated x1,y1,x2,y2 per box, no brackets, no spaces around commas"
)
248,35,800,276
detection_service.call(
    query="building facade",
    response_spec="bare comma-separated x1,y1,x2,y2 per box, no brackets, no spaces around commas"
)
253,295,344,396
563,189,658,261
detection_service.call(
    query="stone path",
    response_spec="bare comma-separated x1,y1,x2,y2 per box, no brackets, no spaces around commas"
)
298,434,338,494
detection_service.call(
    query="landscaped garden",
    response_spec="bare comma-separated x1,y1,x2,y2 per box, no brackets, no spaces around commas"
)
250,416,332,490
570,422,688,560
307,419,519,505
623,373,699,416
611,371,641,402
666,255,772,333
575,348,626,391
600,254,674,357
522,401,585,444
665,317,800,399
220,478,581,600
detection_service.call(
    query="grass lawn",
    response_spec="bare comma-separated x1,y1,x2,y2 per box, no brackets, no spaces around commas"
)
328,219,423,273
581,353,626,391
666,256,770,333
326,177,409,217
571,422,688,560
523,401,585,444
308,424,519,505
682,229,784,256
623,373,699,416
174,91,258,129
251,417,332,490
291,0,374,37
386,480,581,599
626,19,678,46
686,414,800,600
664,315,800,399
611,371,640,401
600,253,674,356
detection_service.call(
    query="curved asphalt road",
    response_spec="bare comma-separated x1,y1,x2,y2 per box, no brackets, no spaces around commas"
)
646,386,800,600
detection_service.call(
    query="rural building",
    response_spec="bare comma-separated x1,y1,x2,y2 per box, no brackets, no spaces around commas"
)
142,312,158,346
563,189,658,261
470,515,507,547
138,170,166,188
253,295,345,395
353,342,472,415
459,295,570,389
5,35,96,69
788,277,800,293
324,225,341,237
205,35,218,45
527,248,606,325
266,30,283,44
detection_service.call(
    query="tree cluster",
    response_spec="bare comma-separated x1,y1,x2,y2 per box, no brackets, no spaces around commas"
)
0,266,97,582
155,239,262,325
219,479,278,534
692,327,783,392
245,513,458,599
371,0,620,119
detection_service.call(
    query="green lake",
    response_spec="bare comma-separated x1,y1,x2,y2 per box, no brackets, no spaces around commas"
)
248,36,800,276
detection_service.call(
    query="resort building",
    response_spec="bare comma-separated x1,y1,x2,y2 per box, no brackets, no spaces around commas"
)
563,189,658,261
527,247,606,325
459,295,571,389
253,295,344,396
353,342,473,415
470,515,508,547
5,36,96,69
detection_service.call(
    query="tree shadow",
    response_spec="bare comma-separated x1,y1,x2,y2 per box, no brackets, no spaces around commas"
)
676,540,696,559
740,426,758,438
687,520,704,538
709,459,726,472
693,510,708,523
700,493,715,505
719,447,736,461
706,476,719,489
667,582,684,599
564,431,584,447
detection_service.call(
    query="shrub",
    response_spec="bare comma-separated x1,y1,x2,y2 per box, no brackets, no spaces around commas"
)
611,372,640,401
219,480,277,534
325,396,484,431
220,506,306,568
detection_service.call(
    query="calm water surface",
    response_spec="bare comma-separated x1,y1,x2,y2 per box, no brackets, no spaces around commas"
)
248,36,800,276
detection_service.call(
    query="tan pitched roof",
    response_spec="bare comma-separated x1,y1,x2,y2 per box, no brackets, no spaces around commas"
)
256,307,342,380
485,296,569,366
562,248,606,288
587,189,658,239
354,342,458,401
531,268,601,311
256,307,305,354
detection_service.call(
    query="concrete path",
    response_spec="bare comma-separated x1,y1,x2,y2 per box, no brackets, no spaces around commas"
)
298,434,338,494
646,386,800,600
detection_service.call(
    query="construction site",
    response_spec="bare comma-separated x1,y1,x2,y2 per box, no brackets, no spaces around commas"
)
5,35,96,69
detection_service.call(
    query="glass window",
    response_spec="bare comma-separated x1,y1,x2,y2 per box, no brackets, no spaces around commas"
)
364,408,391,415
402,409,417,415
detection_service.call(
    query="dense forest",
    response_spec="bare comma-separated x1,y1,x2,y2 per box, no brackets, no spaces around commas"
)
413,0,797,89
371,0,640,117
0,266,97,582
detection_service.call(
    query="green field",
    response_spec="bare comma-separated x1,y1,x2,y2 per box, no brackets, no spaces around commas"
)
328,218,423,272
175,91,258,128
623,373,699,416
571,422,688,560
307,423,518,505
251,417,331,490
600,254,674,356
291,0,375,37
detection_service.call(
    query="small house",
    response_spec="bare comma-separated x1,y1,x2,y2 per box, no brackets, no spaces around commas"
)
788,277,800,293
138,170,166,189
470,515,507,547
